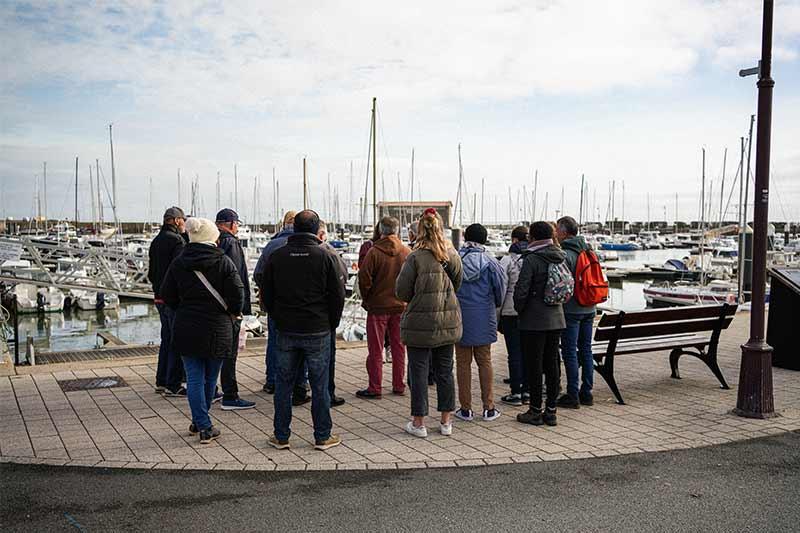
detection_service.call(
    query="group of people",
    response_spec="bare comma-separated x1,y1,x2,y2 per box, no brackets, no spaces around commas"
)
149,202,599,449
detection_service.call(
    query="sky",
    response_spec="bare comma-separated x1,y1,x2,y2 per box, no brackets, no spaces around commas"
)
2,0,800,226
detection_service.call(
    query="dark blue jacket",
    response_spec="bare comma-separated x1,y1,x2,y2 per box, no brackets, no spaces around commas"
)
253,224,293,287
218,230,251,314
456,244,507,346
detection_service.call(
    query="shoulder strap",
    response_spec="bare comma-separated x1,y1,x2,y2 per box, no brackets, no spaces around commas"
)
194,271,228,312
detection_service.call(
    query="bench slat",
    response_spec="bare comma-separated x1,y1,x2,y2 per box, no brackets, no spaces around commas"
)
593,334,709,357
597,304,737,327
594,316,733,341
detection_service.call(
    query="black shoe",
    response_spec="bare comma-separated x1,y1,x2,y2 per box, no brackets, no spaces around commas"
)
164,386,187,397
355,389,382,399
292,394,311,406
516,408,544,426
544,407,557,426
199,426,221,444
503,378,512,384
189,423,198,435
557,394,580,409
330,395,346,407
262,383,275,394
579,393,594,406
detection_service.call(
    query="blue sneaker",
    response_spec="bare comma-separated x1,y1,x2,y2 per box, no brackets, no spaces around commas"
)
220,397,256,411
211,390,223,404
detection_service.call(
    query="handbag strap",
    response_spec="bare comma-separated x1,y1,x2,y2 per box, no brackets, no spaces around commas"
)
194,271,228,312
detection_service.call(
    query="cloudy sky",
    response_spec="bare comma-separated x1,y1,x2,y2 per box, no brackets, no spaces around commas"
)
2,0,800,226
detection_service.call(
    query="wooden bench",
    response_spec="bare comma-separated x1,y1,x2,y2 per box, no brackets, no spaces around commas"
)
592,303,737,405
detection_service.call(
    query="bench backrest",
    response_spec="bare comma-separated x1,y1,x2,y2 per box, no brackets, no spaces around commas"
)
594,304,737,342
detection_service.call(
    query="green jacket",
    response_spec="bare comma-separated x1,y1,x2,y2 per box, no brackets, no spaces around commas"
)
396,247,463,348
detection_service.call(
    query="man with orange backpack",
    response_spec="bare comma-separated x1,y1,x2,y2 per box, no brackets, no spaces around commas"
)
555,216,608,409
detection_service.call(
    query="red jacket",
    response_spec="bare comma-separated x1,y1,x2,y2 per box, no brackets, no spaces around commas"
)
358,235,411,314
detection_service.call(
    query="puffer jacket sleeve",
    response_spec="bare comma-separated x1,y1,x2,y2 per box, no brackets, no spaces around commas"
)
489,256,508,308
221,255,245,316
513,254,534,314
395,254,417,303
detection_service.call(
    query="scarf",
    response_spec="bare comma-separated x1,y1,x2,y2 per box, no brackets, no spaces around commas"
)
462,241,485,251
509,240,527,254
527,238,553,253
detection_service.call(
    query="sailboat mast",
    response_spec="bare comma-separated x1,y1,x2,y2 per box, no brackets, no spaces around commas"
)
303,157,308,210
410,148,415,205
108,124,116,216
532,170,538,222
481,178,485,224
456,143,464,227
89,165,96,231
42,162,47,227
74,156,79,228
371,97,377,226
700,148,706,285
719,147,728,226
216,171,221,212
96,159,103,226
579,173,585,228
737,136,746,302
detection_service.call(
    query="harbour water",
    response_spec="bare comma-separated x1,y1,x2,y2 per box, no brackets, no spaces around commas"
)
14,249,686,357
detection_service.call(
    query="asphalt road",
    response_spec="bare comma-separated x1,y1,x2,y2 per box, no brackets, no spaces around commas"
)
3,431,799,532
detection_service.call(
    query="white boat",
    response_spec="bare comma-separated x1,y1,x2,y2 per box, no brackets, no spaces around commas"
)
12,283,65,313
70,289,120,311
643,280,738,307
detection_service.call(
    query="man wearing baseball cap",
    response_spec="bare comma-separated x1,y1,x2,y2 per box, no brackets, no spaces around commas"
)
215,208,256,410
149,206,187,396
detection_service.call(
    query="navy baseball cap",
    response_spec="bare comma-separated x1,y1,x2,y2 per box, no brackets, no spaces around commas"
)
215,208,242,223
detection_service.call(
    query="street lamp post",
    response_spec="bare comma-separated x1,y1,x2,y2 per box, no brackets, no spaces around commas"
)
735,0,776,418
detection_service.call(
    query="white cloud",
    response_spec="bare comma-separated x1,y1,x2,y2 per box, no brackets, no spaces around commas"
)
1,0,799,223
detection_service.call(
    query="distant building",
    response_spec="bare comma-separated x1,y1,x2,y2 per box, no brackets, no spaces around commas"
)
378,201,453,228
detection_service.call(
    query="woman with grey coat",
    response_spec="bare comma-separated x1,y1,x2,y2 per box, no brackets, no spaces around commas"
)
513,221,567,427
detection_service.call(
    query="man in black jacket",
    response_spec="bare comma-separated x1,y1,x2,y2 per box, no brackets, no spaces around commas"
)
215,208,256,411
261,210,345,451
148,207,187,396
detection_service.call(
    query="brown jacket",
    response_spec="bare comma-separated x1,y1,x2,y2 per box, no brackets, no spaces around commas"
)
358,235,411,315
395,247,463,348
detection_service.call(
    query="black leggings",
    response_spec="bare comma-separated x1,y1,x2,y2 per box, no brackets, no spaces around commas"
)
521,330,562,410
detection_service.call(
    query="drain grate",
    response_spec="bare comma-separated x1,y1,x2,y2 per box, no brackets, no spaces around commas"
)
58,376,129,392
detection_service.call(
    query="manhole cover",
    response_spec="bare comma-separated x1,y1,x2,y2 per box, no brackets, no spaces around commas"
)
58,377,129,392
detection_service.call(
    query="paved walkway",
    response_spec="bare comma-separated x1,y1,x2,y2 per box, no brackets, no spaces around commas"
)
2,314,799,471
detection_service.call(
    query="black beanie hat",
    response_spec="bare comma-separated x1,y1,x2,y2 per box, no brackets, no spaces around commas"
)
464,223,488,245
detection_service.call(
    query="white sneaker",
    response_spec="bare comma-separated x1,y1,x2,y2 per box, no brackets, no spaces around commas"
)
439,422,453,436
404,421,428,438
482,408,501,422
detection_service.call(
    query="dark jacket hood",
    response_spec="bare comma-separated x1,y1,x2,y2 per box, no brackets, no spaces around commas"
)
529,244,566,264
373,235,404,257
176,243,224,270
561,235,590,254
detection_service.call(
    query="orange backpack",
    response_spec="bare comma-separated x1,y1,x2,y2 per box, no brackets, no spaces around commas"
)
573,249,609,306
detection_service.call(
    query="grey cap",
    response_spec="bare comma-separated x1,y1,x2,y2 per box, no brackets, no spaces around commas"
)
163,206,185,219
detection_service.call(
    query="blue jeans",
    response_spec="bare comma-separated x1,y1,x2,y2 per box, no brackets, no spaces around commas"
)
266,316,307,389
182,356,223,431
273,330,332,443
560,312,595,399
500,315,528,394
155,303,183,390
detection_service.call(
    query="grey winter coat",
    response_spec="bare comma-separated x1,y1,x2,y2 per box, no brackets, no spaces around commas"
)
513,244,567,331
395,247,463,348
561,235,597,315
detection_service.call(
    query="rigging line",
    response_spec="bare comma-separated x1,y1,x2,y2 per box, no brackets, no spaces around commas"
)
721,162,742,223
375,107,395,189
770,169,791,222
